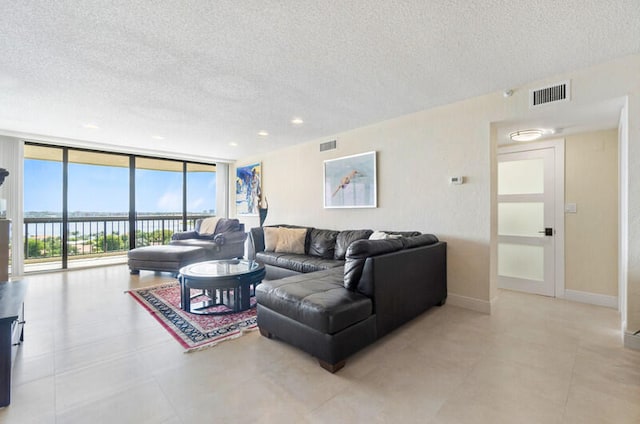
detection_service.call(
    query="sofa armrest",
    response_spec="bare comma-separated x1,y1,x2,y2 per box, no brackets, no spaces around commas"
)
171,230,199,240
216,230,247,247
359,241,447,338
248,227,265,260
172,227,247,245
344,238,404,290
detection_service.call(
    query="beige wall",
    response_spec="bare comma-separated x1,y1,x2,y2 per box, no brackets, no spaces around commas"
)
233,54,640,324
565,130,618,296
237,99,495,305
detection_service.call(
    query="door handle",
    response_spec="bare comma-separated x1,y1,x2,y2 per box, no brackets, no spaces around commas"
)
538,228,553,236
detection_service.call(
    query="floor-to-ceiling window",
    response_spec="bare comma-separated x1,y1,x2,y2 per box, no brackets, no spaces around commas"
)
24,145,64,271
67,150,130,265
23,143,219,272
135,157,184,247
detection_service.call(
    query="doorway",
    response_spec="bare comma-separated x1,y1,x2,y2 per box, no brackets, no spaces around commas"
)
497,139,565,297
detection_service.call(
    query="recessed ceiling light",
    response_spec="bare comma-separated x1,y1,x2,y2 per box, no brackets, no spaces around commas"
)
291,117,304,125
258,130,269,137
509,129,544,142
151,135,164,140
229,142,238,147
82,123,100,129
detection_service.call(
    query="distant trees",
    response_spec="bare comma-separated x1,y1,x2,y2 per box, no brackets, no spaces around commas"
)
25,229,171,260
26,236,66,258
135,229,173,247
26,238,45,258
96,234,126,252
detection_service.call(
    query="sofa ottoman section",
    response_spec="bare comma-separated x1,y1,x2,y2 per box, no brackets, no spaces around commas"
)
128,245,209,275
256,268,376,372
257,268,372,334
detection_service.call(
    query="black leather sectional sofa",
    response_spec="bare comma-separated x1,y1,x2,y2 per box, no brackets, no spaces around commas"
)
249,225,447,372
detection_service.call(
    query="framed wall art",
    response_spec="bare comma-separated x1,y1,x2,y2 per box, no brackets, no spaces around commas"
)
324,151,377,208
236,162,261,216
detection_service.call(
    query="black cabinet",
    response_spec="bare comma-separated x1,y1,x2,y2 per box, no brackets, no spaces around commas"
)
0,280,26,407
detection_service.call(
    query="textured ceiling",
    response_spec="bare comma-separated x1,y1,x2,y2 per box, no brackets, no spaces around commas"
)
0,1,639,161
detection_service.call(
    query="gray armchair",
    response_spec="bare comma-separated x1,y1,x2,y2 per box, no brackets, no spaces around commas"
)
128,218,247,275
169,218,247,260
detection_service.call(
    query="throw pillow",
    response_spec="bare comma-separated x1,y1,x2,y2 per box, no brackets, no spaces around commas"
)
263,227,280,252
369,230,387,240
197,217,221,235
369,230,402,240
275,227,306,254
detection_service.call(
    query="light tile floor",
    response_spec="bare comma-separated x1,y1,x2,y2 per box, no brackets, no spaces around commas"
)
1,265,639,423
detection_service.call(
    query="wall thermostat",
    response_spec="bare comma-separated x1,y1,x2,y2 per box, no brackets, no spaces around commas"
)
449,176,464,185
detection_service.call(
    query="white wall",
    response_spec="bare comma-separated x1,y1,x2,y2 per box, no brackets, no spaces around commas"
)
234,54,640,325
0,136,25,276
619,101,629,330
627,86,640,336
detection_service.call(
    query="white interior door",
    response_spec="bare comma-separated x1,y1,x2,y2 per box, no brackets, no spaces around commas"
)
497,147,556,296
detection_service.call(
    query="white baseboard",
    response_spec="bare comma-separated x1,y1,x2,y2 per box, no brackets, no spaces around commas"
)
563,289,618,309
624,332,640,350
447,293,492,314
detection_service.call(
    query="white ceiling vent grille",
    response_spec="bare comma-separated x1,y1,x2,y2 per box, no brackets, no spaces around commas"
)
529,80,570,108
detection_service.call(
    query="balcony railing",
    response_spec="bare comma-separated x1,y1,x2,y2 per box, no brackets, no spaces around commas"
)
23,214,212,264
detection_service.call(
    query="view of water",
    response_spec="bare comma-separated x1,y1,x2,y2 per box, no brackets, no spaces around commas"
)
23,215,195,239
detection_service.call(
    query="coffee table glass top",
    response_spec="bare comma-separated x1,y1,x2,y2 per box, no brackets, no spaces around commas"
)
179,259,261,279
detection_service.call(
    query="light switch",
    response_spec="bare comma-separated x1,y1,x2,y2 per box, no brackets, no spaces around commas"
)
565,203,577,213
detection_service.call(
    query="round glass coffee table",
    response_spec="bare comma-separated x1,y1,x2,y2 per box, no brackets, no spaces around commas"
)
178,259,265,315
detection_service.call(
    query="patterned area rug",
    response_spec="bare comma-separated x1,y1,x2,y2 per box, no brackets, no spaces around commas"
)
127,282,258,352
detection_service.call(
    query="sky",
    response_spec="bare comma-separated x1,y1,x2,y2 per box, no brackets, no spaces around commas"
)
24,159,216,214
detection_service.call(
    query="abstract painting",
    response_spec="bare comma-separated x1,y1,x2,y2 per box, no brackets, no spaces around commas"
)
324,151,376,208
236,162,261,216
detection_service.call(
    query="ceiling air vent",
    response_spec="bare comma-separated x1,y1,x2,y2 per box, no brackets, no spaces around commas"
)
320,140,336,152
529,80,570,108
